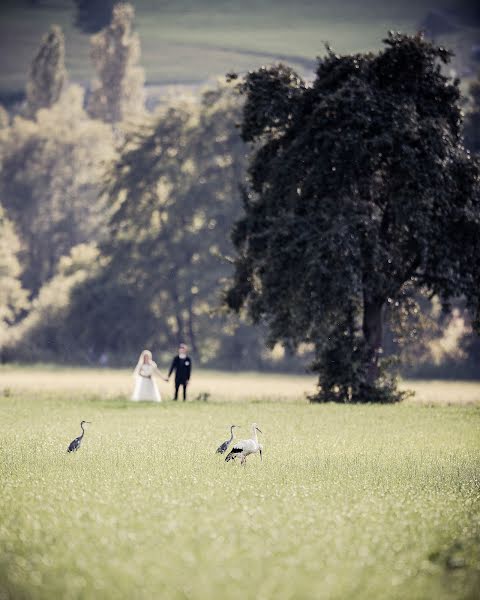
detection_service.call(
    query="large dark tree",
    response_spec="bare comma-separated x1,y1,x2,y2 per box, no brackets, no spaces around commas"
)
226,33,480,403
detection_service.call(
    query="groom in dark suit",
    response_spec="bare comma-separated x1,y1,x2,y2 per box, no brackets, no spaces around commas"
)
168,343,192,401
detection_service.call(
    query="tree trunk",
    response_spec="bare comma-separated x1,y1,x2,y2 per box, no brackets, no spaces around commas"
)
170,282,185,343
187,298,199,357
175,311,184,343
362,298,384,387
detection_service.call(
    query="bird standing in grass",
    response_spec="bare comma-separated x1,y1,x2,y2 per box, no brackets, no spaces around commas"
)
67,421,91,452
216,425,238,454
225,423,262,465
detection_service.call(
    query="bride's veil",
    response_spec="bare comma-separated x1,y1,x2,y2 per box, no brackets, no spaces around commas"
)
133,350,147,377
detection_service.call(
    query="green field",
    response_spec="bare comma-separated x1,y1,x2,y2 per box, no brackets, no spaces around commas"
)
0,0,456,97
0,367,479,599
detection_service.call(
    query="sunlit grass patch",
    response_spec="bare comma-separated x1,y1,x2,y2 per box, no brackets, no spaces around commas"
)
1,365,479,405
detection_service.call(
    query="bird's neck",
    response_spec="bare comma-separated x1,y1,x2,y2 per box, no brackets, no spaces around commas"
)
80,424,85,437
251,427,258,442
229,426,235,440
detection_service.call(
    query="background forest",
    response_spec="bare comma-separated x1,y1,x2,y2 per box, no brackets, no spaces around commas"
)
0,0,479,377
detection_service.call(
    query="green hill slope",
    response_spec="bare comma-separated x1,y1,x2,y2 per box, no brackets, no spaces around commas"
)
0,0,462,98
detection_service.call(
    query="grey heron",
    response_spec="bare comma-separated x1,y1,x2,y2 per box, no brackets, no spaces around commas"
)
67,421,91,452
215,425,238,454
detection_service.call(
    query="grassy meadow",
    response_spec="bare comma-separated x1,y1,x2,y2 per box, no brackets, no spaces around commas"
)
0,367,479,599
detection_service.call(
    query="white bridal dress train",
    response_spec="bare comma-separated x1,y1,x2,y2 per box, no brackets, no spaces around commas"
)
132,362,161,402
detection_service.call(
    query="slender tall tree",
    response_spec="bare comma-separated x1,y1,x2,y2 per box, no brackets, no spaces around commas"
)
226,33,480,403
25,25,66,117
87,2,145,124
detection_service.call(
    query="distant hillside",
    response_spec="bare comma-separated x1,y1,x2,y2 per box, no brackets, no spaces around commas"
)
0,0,472,100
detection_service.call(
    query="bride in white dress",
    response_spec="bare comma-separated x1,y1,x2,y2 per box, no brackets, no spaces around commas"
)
132,349,167,402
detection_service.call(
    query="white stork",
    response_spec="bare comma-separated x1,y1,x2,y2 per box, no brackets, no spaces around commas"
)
225,423,262,465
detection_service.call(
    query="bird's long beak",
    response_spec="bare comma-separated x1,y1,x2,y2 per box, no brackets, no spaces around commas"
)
256,427,262,433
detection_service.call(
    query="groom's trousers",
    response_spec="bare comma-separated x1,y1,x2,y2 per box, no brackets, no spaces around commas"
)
174,380,188,401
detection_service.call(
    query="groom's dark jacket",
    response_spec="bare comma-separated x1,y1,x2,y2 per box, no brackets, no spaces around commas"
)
168,355,192,383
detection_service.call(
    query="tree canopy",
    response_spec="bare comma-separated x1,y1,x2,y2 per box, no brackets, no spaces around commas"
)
0,205,28,352
3,243,101,363
87,2,145,124
67,84,252,363
0,86,115,294
226,33,480,402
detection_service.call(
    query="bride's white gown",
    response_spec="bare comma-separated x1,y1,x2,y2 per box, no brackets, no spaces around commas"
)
132,362,161,402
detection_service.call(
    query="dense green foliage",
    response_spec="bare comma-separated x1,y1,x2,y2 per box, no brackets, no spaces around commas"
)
0,86,114,294
3,244,102,363
226,33,480,401
0,206,28,350
0,374,478,599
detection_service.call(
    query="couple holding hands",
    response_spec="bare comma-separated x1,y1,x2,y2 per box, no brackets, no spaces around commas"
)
132,344,192,402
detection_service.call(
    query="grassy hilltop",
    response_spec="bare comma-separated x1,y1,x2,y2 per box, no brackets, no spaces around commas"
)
0,0,456,97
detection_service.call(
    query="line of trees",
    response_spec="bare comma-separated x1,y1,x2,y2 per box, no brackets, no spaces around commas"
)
0,5,479,393
0,4,283,369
